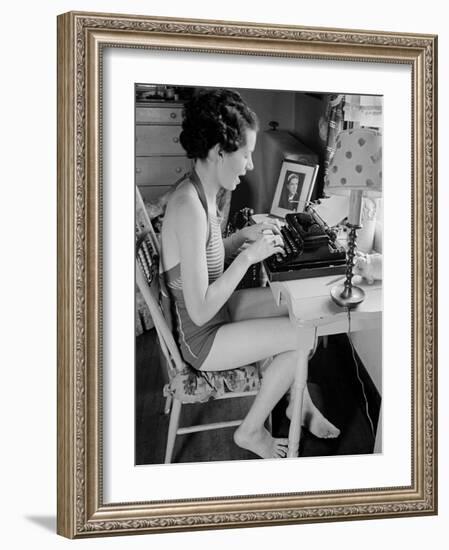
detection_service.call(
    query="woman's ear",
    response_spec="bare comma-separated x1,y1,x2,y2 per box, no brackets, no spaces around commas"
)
209,143,223,163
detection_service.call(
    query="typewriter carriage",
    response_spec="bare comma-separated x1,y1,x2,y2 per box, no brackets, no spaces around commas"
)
263,204,347,282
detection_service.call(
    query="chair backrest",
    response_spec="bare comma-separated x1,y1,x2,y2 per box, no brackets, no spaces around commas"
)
135,188,185,380
136,188,160,254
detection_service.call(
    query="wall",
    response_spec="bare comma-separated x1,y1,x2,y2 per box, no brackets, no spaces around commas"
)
1,1,446,550
235,88,296,212
293,92,329,195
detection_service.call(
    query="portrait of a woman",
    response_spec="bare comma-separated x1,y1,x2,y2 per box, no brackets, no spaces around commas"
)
278,172,305,211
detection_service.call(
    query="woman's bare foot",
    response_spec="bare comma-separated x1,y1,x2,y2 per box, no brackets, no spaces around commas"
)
286,387,340,439
234,426,288,459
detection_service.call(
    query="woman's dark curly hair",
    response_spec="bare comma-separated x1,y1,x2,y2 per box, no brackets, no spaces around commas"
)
179,88,259,160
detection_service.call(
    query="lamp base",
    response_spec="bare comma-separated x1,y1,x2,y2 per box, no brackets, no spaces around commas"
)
330,283,365,308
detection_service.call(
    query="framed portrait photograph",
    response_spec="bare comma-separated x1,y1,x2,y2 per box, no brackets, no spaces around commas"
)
270,161,318,217
57,11,437,539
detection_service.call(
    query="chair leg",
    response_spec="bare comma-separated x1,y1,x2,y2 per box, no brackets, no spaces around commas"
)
164,393,173,415
163,384,173,414
165,398,182,464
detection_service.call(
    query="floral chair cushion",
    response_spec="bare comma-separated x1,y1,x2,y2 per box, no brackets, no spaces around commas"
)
168,363,261,404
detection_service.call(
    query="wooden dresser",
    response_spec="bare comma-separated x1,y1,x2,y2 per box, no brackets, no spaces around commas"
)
136,101,191,203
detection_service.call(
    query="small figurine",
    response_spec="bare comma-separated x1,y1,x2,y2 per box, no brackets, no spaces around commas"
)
354,252,383,284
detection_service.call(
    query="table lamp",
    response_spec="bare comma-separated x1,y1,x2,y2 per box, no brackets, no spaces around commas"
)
325,128,382,307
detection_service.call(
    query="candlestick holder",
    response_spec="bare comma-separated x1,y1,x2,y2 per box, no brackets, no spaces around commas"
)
330,223,365,307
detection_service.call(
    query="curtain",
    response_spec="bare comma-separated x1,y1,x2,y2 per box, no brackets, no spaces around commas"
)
323,94,345,182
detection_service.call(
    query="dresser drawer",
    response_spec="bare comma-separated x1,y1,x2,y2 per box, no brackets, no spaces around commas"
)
136,105,183,124
136,157,191,186
136,125,184,156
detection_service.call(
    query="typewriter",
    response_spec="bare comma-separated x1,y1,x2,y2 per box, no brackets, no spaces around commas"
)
264,210,347,281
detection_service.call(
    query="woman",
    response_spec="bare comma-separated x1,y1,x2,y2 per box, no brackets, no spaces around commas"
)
279,173,301,211
161,89,339,459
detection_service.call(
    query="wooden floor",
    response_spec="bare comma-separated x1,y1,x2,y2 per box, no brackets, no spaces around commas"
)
135,330,381,465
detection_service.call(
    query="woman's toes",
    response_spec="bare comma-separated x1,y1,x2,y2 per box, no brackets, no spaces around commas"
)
324,426,341,439
234,428,289,459
274,447,287,458
273,439,288,457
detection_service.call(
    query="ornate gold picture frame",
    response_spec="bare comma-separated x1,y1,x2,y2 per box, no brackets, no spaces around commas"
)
57,11,437,538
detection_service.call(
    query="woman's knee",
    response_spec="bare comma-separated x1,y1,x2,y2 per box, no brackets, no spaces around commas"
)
272,349,298,373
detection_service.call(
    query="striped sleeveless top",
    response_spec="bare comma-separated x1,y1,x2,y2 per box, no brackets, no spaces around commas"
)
161,170,230,369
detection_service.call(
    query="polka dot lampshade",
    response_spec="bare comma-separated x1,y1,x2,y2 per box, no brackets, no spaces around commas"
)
326,128,382,194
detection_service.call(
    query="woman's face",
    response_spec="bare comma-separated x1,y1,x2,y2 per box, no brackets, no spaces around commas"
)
218,129,257,191
287,178,299,195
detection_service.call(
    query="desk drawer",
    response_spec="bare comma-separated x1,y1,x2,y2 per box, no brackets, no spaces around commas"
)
136,106,183,124
136,157,191,186
136,125,184,156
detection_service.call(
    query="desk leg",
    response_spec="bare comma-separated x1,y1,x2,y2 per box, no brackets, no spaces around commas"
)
287,328,315,458
374,404,382,453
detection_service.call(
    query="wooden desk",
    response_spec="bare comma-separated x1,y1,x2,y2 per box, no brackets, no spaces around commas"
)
269,276,382,458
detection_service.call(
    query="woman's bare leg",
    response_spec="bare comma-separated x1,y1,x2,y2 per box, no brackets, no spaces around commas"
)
199,316,296,371
227,287,288,322
233,350,297,458
227,290,340,439
286,389,340,439
200,317,296,458
199,317,339,457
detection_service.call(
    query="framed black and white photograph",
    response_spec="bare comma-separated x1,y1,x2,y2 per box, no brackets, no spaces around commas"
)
57,11,437,539
270,161,318,217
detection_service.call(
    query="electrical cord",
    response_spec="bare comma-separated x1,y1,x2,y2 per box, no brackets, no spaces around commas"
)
346,307,376,440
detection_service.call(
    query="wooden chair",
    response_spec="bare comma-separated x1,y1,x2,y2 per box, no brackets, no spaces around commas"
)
136,189,263,463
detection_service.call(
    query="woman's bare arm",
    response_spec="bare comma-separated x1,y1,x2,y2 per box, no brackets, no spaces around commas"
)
175,194,283,326
175,195,250,326
223,232,246,261
223,220,281,261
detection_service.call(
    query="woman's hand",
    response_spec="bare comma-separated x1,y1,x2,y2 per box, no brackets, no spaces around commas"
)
240,233,285,265
237,220,282,243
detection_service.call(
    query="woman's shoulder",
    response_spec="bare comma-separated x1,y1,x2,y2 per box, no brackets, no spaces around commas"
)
166,176,206,221
169,177,196,206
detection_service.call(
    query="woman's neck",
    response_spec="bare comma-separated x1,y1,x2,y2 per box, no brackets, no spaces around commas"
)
194,160,220,206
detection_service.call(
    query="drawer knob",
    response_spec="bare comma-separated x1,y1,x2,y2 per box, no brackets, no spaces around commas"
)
173,137,179,143
170,112,177,119
136,168,142,174
175,167,182,173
